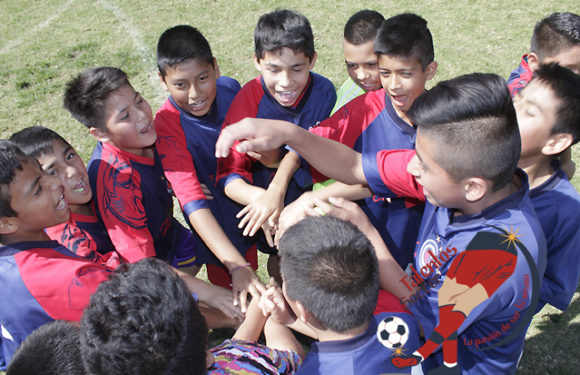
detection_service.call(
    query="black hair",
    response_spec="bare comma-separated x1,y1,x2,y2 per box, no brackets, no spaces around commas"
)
80,258,208,375
374,13,434,70
7,321,85,375
278,216,379,332
531,12,580,60
343,10,385,45
254,9,315,62
156,25,215,79
409,73,520,190
0,140,30,219
63,67,130,129
532,63,580,145
10,126,73,160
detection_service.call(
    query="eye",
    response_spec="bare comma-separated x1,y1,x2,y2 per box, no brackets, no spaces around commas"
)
174,82,185,88
199,75,208,81
292,68,303,73
66,152,77,161
366,63,378,69
46,169,58,176
380,71,391,78
346,63,357,70
120,112,129,120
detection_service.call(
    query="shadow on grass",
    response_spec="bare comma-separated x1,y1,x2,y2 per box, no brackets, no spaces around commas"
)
518,286,580,374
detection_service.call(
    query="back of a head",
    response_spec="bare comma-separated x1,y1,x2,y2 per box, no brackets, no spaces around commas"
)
63,67,129,129
343,10,385,45
531,12,580,60
10,126,72,160
254,9,315,61
157,25,214,79
532,63,580,145
278,216,379,333
374,13,434,69
80,258,208,375
408,73,520,190
0,140,29,219
7,321,84,375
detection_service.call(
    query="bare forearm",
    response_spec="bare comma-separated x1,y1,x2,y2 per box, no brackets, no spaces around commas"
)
224,179,266,206
233,298,267,341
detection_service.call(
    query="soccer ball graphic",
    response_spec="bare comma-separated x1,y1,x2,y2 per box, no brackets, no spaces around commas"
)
377,316,409,349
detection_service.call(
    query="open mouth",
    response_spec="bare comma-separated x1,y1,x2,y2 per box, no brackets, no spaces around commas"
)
56,194,67,210
189,99,207,112
276,90,298,105
72,178,87,193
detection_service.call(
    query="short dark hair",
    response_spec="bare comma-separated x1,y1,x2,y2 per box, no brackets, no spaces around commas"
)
531,12,580,60
532,63,580,145
63,67,130,129
80,258,208,375
0,140,29,219
343,10,385,45
10,126,72,160
374,13,434,70
157,25,215,79
279,216,379,332
7,321,85,375
254,9,315,62
409,73,520,190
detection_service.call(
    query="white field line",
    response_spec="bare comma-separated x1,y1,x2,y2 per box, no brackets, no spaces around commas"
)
0,0,78,55
96,0,165,101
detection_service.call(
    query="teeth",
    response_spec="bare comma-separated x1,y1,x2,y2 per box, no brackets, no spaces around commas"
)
56,194,67,210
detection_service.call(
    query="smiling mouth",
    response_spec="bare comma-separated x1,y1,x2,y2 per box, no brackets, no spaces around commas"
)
56,194,67,210
73,179,87,193
189,99,207,111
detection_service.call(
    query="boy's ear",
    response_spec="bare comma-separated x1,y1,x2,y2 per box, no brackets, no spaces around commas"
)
89,127,111,144
542,133,573,156
425,61,438,81
0,216,19,235
463,177,487,203
158,72,169,91
213,57,221,79
253,54,262,72
307,52,318,71
527,52,540,72
294,300,311,324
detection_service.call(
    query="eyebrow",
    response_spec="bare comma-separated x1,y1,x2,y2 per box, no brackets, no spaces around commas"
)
26,175,41,196
117,92,139,115
265,62,307,68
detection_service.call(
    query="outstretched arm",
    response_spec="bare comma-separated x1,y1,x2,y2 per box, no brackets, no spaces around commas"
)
216,118,367,186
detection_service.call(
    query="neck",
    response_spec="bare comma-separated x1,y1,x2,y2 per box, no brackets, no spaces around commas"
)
518,156,554,189
70,203,94,216
314,320,369,342
456,176,521,217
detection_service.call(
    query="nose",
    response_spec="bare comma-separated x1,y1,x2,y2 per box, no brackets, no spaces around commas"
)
407,154,421,177
46,173,62,192
356,68,369,81
65,164,78,179
188,84,199,100
389,75,401,91
279,70,292,88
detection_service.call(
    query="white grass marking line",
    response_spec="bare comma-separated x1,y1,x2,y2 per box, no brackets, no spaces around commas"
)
96,0,165,101
1,0,78,55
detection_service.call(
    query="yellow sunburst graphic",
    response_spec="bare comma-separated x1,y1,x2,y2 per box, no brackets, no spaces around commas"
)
499,226,522,249
391,346,408,357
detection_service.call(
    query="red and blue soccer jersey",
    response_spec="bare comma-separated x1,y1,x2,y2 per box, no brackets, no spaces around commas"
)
155,76,256,264
0,240,112,369
305,89,423,267
530,160,580,311
45,202,120,269
217,72,336,201
88,142,197,267
362,150,547,374
507,55,532,98
296,311,421,375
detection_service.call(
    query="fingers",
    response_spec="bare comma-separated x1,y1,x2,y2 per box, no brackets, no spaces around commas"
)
239,290,249,314
262,224,275,247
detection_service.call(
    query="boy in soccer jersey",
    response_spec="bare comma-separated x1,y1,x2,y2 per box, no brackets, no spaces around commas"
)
508,12,580,178
259,214,421,375
330,9,384,115
154,25,264,309
81,257,304,375
217,9,336,275
10,126,119,269
513,63,580,312
242,13,438,270
0,140,113,369
64,67,244,325
215,73,547,374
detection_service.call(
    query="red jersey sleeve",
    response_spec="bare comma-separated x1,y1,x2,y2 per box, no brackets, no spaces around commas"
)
216,78,262,188
155,102,208,214
362,149,425,202
95,156,156,263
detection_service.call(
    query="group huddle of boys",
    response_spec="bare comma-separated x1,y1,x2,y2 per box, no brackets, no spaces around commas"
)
1,8,580,375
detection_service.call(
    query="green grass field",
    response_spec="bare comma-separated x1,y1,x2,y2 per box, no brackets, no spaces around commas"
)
1,1,580,373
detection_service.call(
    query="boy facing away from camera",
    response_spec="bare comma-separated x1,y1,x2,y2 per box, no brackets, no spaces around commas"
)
63,66,244,324
81,257,304,375
10,126,120,269
154,24,264,308
514,63,580,312
216,9,336,268
260,214,421,375
508,11,580,179
215,73,547,374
